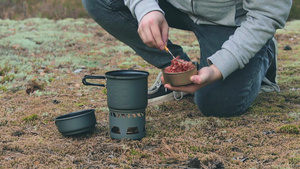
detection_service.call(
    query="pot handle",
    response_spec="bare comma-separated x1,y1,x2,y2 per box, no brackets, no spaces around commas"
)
82,75,106,87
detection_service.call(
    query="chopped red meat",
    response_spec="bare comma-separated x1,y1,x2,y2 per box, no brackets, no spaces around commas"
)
164,56,195,73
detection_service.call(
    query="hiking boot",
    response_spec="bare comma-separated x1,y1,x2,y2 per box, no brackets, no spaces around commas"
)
148,72,189,105
260,37,280,93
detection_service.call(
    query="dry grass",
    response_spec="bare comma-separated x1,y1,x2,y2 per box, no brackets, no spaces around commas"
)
0,18,299,168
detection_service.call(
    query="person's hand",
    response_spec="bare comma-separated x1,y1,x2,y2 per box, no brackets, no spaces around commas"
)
138,11,169,50
162,64,223,93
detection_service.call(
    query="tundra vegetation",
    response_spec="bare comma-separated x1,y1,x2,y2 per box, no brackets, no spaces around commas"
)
0,17,299,168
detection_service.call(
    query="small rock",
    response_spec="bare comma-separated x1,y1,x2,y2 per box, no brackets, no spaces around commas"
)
233,157,248,163
283,45,292,50
73,69,83,73
263,130,275,135
240,157,248,162
290,87,300,91
52,100,61,104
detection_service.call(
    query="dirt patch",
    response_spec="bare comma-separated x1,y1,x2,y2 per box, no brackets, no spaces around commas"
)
0,18,300,168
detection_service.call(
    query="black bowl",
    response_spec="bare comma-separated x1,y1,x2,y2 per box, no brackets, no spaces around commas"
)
54,109,96,136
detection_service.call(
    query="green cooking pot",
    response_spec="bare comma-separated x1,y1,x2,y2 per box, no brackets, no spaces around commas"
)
82,70,149,110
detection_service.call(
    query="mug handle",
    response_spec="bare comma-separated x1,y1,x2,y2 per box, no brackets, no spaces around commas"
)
82,75,106,87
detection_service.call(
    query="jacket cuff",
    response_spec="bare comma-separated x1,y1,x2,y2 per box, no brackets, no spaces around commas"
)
135,1,164,23
207,49,240,79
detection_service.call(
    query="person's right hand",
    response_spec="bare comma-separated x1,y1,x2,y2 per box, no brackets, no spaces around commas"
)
138,11,169,51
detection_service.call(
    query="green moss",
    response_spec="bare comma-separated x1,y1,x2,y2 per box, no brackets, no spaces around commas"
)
130,149,141,156
189,146,201,152
277,124,300,134
22,114,38,123
289,156,300,164
101,88,107,95
0,86,8,91
0,65,11,76
157,151,164,156
129,149,150,159
41,74,55,84
0,74,15,84
34,90,57,97
75,102,88,107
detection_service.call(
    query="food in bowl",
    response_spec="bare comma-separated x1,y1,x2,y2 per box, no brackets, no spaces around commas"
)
163,57,197,86
164,56,196,73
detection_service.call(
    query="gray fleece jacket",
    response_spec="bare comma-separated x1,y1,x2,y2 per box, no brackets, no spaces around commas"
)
124,0,292,79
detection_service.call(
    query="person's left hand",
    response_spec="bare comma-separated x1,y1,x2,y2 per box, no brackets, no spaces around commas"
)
162,64,222,93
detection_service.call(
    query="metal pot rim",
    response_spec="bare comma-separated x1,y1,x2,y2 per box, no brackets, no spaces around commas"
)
105,70,149,80
54,109,95,121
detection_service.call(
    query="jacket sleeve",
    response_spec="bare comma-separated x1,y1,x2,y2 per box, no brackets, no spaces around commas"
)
207,0,292,79
124,0,164,23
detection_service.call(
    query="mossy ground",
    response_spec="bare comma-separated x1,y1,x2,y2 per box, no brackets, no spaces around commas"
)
0,18,299,168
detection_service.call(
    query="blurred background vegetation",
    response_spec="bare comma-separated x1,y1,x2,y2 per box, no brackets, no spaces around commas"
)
0,0,87,19
0,0,299,20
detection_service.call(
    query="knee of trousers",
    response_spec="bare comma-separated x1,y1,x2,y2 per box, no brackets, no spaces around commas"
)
194,90,249,117
82,0,113,21
82,0,95,13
